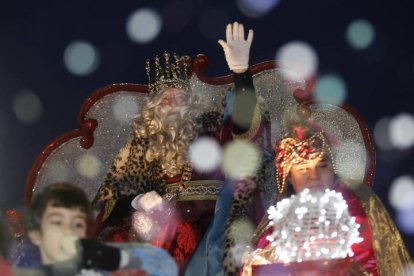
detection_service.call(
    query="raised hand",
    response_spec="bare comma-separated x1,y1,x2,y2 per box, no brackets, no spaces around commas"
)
218,22,254,73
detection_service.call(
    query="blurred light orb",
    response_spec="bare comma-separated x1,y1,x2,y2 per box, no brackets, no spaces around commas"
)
13,90,43,124
75,153,102,179
373,117,393,151
389,175,414,211
222,140,261,180
189,137,222,172
276,41,318,81
346,19,375,50
237,0,281,18
314,74,347,105
396,203,414,234
126,8,162,44
268,189,362,263
198,9,230,41
64,40,100,76
112,95,139,124
389,113,414,150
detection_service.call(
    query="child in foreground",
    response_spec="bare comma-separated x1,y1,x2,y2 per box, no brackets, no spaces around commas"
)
25,182,177,276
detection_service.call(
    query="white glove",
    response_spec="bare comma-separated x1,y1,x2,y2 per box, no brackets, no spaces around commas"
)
218,22,254,71
131,191,163,212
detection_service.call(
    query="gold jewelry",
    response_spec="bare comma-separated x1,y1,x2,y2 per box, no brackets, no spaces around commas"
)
145,51,191,95
275,131,336,194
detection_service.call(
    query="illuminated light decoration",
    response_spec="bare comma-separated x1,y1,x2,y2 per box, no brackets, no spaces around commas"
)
266,189,362,263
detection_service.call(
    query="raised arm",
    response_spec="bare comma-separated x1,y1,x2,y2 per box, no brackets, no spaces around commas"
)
219,22,258,135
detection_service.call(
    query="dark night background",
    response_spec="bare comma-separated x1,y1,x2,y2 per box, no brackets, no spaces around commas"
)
1,0,413,256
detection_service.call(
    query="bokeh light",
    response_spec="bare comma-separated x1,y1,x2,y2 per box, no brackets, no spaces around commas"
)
276,41,318,81
346,19,375,50
112,96,139,124
222,140,261,180
373,117,393,151
63,40,100,76
389,113,414,150
388,175,414,211
75,153,102,179
314,74,347,105
12,90,43,124
189,137,222,172
198,9,230,41
237,0,281,18
126,8,162,44
396,203,414,234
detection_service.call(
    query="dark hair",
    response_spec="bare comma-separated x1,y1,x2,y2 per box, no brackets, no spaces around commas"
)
26,183,94,236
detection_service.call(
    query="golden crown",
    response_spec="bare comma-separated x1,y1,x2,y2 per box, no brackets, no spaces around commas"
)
145,51,191,95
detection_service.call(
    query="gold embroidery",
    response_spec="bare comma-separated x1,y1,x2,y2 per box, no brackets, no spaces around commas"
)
164,180,223,201
356,186,414,275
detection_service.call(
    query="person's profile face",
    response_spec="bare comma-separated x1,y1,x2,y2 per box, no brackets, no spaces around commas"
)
28,202,87,264
288,157,336,193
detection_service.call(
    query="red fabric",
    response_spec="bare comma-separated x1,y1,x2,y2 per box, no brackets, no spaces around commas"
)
150,200,216,269
335,185,378,276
